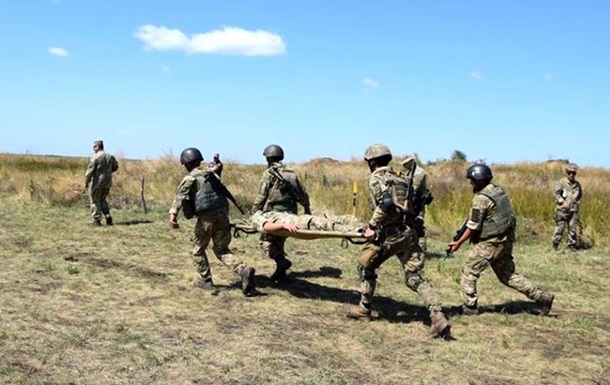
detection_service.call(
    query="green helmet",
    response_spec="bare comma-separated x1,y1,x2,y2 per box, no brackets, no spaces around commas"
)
263,144,284,160
466,164,493,181
364,144,392,161
180,147,203,165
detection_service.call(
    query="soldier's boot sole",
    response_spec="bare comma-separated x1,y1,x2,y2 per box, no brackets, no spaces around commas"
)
241,266,256,297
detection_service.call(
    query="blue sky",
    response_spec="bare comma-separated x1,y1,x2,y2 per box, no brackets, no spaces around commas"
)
1,1,609,167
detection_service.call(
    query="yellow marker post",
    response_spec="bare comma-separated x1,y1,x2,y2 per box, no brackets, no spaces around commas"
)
352,180,358,216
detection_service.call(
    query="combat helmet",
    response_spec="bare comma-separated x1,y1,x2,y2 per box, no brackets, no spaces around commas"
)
565,164,578,173
180,147,204,165
466,164,493,181
364,144,392,161
263,144,284,160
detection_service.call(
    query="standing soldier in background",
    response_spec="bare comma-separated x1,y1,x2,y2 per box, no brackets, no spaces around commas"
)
552,164,583,251
447,164,554,316
343,144,451,339
402,155,434,251
208,153,223,177
169,147,257,296
85,140,119,226
252,144,311,281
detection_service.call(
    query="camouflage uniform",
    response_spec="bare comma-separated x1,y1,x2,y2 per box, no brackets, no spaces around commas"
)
461,184,544,308
552,170,583,249
250,210,363,233
356,166,445,318
252,161,310,273
170,166,249,283
404,161,432,251
85,142,119,224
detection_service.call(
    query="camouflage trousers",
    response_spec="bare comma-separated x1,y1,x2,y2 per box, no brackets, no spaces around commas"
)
193,210,248,281
90,186,111,221
552,210,579,247
460,241,542,307
356,226,443,315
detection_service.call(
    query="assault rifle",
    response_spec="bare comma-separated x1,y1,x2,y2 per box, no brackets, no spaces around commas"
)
268,167,311,214
203,172,246,215
445,220,468,259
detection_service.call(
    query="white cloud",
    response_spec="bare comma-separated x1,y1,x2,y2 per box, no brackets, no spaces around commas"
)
362,78,380,88
48,47,69,57
134,24,286,56
470,71,483,80
160,64,170,72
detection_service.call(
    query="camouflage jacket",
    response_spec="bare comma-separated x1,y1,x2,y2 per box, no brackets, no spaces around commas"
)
85,151,119,189
252,162,310,214
368,166,406,229
169,166,226,217
405,164,429,217
554,178,582,213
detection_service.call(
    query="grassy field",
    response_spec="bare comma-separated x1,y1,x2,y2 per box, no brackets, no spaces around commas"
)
0,154,609,384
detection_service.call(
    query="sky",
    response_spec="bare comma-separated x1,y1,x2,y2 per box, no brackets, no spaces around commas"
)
1,1,609,167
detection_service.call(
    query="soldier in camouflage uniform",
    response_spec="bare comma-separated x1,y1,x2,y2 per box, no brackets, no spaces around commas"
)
343,144,451,339
169,147,257,296
447,164,554,316
85,140,119,226
252,144,311,281
552,164,583,251
250,210,363,234
402,156,434,251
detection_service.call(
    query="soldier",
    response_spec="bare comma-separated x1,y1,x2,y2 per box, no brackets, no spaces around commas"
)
208,153,223,177
447,164,555,316
169,147,257,296
252,144,311,281
552,164,583,251
402,155,434,251
343,144,451,339
250,210,363,234
85,140,119,226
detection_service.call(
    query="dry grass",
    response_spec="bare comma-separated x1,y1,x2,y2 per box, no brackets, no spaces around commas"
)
0,199,609,384
1,154,609,384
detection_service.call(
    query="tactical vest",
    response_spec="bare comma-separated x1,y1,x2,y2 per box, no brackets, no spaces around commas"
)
477,186,516,240
192,171,228,214
267,168,299,214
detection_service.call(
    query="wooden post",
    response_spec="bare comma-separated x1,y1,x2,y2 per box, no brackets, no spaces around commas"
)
140,176,147,214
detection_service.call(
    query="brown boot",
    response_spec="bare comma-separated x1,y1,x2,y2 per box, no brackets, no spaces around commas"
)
537,292,554,316
241,266,256,297
429,312,452,339
461,304,480,316
194,279,218,295
344,304,371,320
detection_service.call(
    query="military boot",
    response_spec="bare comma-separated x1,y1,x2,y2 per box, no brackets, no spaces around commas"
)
240,266,256,297
105,215,113,226
461,304,480,316
344,304,371,320
270,258,292,281
552,243,559,251
537,292,554,316
429,312,452,339
90,219,102,227
194,278,218,295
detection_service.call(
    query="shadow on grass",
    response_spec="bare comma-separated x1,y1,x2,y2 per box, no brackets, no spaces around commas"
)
114,219,154,226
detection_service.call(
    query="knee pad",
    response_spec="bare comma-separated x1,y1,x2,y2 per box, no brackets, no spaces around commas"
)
405,272,425,290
